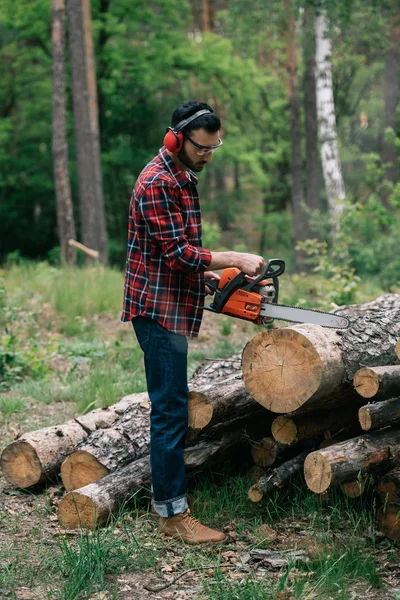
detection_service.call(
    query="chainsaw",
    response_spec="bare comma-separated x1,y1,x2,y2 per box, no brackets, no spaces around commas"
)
205,258,349,329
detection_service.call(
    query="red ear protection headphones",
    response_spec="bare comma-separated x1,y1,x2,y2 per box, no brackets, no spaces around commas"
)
163,109,211,153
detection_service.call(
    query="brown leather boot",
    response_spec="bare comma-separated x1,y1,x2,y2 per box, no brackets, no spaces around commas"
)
159,509,227,545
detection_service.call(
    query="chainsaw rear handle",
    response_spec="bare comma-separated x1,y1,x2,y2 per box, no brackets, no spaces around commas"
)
242,258,285,292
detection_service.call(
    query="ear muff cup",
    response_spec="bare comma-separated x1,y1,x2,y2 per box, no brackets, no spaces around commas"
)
164,128,184,153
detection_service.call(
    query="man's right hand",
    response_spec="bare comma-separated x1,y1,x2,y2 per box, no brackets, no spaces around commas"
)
208,251,266,276
236,253,266,277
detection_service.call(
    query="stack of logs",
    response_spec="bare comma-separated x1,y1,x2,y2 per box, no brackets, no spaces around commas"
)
1,293,400,541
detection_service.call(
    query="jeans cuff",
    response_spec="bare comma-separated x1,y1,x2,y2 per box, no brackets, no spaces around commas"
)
153,494,188,518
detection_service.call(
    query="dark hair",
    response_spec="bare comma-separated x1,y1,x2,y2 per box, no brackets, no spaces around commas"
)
171,100,221,135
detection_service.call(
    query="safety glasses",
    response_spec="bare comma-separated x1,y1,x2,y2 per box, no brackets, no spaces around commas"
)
186,137,223,156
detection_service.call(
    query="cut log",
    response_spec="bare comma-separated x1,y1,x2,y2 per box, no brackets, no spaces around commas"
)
359,397,400,432
303,427,400,494
61,397,151,491
353,366,400,399
250,437,282,467
187,375,261,434
0,392,148,488
271,405,360,445
248,451,309,502
242,324,351,413
377,467,400,503
396,339,400,361
377,502,400,542
58,413,272,529
242,301,400,414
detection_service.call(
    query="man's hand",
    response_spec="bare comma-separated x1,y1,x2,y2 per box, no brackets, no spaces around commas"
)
236,253,266,277
204,271,220,295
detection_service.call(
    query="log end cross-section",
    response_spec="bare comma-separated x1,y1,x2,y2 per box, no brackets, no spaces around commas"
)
303,451,332,493
61,450,110,492
242,328,324,413
187,391,213,431
58,491,102,529
353,368,379,399
1,441,42,488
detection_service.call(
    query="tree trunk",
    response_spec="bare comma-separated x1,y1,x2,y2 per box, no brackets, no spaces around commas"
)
0,392,148,488
248,451,309,503
303,427,400,494
315,9,345,234
51,0,76,264
353,366,400,400
302,7,321,214
381,0,400,208
67,0,108,263
187,374,262,434
285,2,308,270
61,398,151,491
359,397,400,432
271,405,360,445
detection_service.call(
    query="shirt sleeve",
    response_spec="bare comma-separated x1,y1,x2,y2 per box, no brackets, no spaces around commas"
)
138,179,212,272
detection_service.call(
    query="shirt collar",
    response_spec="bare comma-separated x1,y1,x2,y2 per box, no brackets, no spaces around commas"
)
159,146,199,188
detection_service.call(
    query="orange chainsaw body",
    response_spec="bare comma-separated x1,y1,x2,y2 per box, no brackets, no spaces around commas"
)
217,268,272,323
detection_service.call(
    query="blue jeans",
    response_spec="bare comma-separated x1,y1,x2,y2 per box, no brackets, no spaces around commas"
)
132,317,189,517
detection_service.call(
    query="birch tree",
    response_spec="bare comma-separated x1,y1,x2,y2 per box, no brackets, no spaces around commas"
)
51,0,76,264
315,9,345,235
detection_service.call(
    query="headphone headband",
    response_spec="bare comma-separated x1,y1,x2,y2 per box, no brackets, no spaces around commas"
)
173,109,212,133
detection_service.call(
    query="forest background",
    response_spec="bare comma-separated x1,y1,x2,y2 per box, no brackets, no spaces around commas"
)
1,0,400,298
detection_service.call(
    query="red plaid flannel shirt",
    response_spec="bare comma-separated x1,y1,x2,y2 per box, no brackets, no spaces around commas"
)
121,147,212,337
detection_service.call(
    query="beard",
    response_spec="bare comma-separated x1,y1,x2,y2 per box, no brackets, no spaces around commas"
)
177,146,206,172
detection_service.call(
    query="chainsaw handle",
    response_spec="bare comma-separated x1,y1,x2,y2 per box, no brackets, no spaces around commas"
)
242,258,285,292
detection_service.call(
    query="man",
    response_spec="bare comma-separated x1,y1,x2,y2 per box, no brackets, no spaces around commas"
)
122,100,265,544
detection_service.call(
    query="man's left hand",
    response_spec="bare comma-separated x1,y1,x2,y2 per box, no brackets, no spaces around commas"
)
204,271,220,296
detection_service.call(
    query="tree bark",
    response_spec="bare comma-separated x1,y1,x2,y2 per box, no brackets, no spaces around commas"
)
354,366,400,400
303,7,321,215
359,397,400,432
67,0,108,263
285,2,308,270
271,405,360,445
315,9,345,234
248,451,309,503
51,0,76,264
61,398,151,491
0,392,148,488
381,0,400,208
303,427,400,494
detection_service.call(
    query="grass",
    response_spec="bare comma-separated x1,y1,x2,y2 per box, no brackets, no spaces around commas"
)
0,262,398,599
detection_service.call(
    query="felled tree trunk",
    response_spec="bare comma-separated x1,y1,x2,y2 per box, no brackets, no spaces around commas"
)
187,374,261,434
242,300,400,414
0,393,147,488
58,413,271,529
61,396,151,491
271,405,360,445
359,397,400,432
248,451,310,503
250,437,284,468
340,478,367,498
303,427,400,494
353,366,400,399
